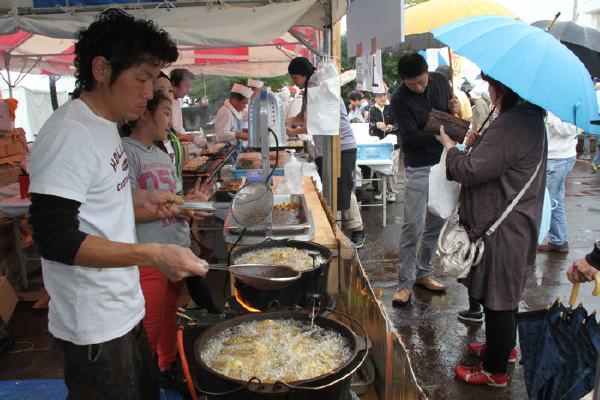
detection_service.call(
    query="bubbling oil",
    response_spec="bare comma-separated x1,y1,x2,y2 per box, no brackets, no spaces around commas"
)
201,319,352,383
234,248,325,272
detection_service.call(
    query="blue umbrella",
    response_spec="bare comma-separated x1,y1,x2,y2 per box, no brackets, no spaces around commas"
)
431,15,600,134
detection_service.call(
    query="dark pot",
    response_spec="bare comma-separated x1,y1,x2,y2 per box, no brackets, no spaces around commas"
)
194,309,370,400
230,240,333,310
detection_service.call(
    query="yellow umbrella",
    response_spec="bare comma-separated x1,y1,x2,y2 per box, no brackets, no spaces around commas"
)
402,0,516,95
405,0,516,35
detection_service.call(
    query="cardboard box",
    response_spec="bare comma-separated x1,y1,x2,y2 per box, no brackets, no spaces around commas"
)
0,162,20,188
0,102,14,131
0,129,27,159
0,276,18,324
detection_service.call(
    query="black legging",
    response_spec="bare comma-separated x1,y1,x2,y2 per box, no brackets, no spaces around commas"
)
483,307,518,374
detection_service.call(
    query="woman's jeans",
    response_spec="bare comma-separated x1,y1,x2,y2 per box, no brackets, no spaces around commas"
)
545,157,576,245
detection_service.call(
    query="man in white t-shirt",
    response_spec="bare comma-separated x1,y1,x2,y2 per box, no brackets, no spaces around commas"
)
170,68,195,139
28,10,208,400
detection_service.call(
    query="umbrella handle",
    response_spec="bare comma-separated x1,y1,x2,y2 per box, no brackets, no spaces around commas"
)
569,273,600,307
569,283,580,307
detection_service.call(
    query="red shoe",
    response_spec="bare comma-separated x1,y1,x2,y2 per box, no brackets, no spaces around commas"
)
455,364,508,387
467,342,518,363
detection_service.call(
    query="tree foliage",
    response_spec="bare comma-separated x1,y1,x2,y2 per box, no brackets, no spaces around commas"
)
189,74,291,116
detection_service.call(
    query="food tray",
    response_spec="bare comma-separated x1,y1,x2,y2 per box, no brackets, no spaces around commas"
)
223,194,314,244
202,145,235,160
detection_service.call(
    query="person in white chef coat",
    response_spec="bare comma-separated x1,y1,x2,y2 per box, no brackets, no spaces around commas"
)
214,83,253,160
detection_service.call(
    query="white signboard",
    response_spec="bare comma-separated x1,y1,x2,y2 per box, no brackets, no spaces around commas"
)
347,0,404,57
356,50,385,93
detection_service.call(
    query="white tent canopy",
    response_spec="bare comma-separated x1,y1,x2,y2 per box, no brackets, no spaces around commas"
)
2,0,327,46
0,1,345,78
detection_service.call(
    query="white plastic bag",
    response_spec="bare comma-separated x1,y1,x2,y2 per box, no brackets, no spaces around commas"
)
306,61,341,136
428,149,460,219
537,187,551,245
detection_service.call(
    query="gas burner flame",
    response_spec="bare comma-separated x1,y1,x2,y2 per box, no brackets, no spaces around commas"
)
234,289,261,313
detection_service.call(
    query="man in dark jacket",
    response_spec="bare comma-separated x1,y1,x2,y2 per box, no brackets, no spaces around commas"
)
390,53,459,306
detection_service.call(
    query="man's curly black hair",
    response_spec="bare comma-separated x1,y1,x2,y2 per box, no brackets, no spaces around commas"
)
73,8,178,95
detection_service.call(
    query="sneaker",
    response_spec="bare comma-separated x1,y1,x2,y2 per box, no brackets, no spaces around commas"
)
455,364,508,387
414,277,446,292
467,342,518,363
458,308,484,323
537,242,569,253
374,193,384,201
351,230,366,248
591,163,598,173
580,154,592,161
392,288,412,306
387,193,397,202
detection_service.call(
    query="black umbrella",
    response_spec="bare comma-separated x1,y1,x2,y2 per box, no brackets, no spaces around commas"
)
517,279,600,399
532,20,600,78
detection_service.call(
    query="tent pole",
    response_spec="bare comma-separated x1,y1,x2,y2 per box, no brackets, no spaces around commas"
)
49,75,59,111
288,29,324,58
4,53,12,98
321,27,334,210
331,20,342,217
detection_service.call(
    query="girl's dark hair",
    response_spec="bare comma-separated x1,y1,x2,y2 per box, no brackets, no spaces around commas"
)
348,90,363,101
74,9,178,95
119,90,171,137
481,72,521,113
481,72,545,116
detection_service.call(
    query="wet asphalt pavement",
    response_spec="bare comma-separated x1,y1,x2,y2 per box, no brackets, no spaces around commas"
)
357,160,600,399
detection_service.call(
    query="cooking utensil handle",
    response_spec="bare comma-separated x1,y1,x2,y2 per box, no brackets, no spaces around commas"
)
195,377,263,396
207,264,229,272
569,274,600,307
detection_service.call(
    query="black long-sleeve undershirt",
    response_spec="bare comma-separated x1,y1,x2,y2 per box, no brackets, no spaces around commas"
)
586,243,600,269
29,193,88,265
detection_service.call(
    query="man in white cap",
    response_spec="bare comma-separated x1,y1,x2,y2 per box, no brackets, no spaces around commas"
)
215,83,253,148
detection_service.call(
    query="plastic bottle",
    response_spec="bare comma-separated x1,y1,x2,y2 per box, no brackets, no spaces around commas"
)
284,150,302,194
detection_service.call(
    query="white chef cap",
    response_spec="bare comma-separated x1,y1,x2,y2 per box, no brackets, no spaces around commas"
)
231,83,254,99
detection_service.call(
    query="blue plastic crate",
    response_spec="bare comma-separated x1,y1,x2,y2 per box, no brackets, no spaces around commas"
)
231,168,284,181
357,143,393,161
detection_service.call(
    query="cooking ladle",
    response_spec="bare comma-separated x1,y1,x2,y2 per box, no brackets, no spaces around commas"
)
207,263,300,291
